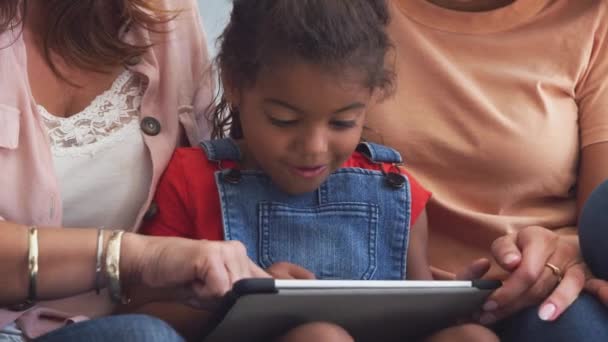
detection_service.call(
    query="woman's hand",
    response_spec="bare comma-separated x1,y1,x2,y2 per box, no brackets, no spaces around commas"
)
479,226,588,324
122,234,270,310
266,262,316,279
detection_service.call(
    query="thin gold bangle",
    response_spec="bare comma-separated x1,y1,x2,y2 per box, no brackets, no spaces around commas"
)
27,226,39,303
105,230,129,304
95,229,104,295
7,227,38,312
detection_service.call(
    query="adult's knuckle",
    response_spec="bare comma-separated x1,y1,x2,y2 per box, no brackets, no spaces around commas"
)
559,242,580,259
528,283,550,301
227,240,245,251
490,237,504,252
566,266,586,288
518,267,539,286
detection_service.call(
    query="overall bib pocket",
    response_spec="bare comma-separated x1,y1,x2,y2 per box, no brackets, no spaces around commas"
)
258,201,379,280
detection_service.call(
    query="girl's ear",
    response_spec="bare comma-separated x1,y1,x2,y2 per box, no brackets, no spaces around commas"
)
221,71,241,107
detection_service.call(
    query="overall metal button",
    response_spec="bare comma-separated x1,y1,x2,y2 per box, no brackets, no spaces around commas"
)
224,169,242,184
140,117,161,136
385,172,406,189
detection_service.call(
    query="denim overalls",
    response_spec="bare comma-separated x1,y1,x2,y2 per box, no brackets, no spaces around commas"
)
201,139,413,280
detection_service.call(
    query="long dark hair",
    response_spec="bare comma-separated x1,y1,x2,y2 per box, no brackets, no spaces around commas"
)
0,0,177,81
209,0,395,139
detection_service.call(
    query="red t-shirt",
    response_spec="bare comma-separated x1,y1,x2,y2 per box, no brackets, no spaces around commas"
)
142,148,431,240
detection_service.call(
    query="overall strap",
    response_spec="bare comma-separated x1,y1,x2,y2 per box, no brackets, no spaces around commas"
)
356,142,403,164
200,138,242,162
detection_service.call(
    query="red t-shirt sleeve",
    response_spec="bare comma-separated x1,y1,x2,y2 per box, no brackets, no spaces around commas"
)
400,167,431,226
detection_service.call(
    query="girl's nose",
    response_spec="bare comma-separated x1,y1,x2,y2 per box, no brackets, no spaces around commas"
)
297,127,328,157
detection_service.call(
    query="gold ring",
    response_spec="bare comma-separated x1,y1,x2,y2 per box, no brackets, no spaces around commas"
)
545,262,563,282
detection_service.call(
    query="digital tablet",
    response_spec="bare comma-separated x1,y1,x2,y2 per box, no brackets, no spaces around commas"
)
204,278,501,341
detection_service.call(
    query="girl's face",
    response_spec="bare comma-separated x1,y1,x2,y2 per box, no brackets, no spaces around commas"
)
229,62,375,195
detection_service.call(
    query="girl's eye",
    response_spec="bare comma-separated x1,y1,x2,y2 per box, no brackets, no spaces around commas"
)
268,117,298,127
330,120,357,129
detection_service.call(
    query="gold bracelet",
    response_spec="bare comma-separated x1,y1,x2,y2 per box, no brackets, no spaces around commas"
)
7,226,38,312
95,229,104,295
105,230,129,304
27,226,39,303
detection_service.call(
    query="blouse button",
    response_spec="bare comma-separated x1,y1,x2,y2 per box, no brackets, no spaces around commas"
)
140,117,161,136
125,55,142,66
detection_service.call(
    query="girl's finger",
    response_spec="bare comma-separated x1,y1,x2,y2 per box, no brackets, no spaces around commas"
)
286,264,316,279
455,258,491,280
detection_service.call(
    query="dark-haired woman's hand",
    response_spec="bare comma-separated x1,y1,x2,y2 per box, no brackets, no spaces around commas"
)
479,226,588,325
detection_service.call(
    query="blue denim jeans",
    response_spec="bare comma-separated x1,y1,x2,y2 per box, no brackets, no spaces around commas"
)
32,314,184,342
495,292,608,341
579,178,608,279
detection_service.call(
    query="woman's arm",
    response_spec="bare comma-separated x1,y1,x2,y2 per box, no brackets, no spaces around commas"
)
0,220,268,308
0,221,117,304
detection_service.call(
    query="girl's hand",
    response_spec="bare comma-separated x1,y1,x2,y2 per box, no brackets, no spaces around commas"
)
122,234,270,310
479,226,588,324
266,262,316,279
454,258,492,280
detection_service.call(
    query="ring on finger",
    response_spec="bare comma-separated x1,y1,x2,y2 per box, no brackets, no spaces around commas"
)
545,262,563,282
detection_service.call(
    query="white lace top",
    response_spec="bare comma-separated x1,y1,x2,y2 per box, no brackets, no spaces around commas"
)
40,69,152,229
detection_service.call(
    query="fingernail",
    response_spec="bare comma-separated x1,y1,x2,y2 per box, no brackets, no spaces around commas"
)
539,303,556,321
483,300,498,311
479,313,496,325
503,253,520,265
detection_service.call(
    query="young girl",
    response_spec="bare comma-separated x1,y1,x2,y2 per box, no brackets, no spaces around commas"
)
141,0,497,340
